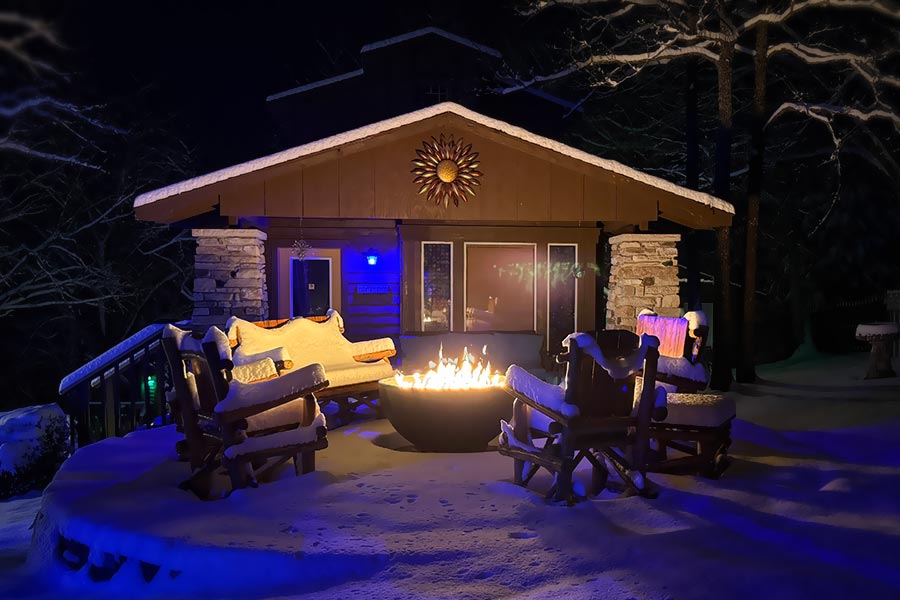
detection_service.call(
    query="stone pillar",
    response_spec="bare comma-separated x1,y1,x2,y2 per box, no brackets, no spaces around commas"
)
606,233,681,331
191,228,269,328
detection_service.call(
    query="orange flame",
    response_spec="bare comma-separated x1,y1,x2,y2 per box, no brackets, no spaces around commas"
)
394,344,503,390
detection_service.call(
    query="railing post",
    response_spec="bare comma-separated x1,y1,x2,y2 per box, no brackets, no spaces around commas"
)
104,367,118,438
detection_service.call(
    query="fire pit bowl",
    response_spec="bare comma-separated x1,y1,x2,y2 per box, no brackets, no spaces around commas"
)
379,376,512,452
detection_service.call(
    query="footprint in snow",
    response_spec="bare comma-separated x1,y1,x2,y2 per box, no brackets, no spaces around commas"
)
384,497,402,504
508,531,537,539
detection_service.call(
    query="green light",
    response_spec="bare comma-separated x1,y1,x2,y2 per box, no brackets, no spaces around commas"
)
146,375,157,392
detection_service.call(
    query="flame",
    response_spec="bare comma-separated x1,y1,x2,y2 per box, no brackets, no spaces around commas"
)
394,344,504,390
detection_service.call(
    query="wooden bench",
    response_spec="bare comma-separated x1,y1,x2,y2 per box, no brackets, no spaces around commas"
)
498,330,666,503
636,311,734,478
226,310,396,422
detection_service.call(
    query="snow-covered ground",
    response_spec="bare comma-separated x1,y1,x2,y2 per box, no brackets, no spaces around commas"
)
1,351,899,599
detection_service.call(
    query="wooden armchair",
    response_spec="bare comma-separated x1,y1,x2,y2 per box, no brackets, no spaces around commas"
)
498,330,666,503
635,311,735,478
162,325,329,498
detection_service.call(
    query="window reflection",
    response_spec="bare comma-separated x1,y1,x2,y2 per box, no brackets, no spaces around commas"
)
465,244,535,332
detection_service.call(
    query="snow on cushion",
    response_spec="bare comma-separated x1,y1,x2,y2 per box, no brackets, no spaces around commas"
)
224,411,326,459
236,346,294,369
322,362,395,389
506,364,576,418
664,393,735,428
657,356,709,383
232,358,279,384
244,398,307,434
349,338,397,360
214,363,328,417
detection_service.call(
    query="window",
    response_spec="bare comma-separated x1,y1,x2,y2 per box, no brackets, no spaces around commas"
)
290,257,332,317
464,243,536,332
423,81,450,104
547,244,578,352
422,242,452,331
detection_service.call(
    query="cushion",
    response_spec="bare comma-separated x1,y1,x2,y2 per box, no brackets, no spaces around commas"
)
664,393,735,428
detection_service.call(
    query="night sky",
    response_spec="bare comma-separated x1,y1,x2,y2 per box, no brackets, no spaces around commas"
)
58,1,517,174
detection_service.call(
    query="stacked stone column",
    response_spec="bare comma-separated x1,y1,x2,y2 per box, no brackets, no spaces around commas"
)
606,233,681,332
191,228,269,328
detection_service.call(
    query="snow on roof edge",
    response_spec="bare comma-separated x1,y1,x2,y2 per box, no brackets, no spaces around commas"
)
360,27,502,58
266,69,365,102
133,102,734,216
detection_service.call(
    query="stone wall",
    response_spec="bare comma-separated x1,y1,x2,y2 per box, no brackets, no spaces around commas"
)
191,228,268,328
606,233,681,331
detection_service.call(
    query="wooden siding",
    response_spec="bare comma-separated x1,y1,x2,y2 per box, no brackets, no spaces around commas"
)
263,220,400,340
136,113,732,229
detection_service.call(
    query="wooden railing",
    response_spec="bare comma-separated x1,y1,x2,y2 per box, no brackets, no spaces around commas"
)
58,323,178,447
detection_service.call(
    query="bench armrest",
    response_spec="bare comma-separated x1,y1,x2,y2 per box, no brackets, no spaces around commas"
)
236,346,294,371
350,338,396,362
214,363,328,424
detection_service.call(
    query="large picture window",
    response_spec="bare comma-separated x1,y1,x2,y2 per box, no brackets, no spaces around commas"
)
422,242,452,331
464,243,536,332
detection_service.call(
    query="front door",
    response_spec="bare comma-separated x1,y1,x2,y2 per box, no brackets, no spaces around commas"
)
291,257,332,317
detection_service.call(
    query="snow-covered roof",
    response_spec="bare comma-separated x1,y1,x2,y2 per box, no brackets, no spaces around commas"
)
266,69,364,102
134,102,734,217
360,27,501,58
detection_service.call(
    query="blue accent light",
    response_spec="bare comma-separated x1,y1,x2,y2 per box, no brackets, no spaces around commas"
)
621,385,628,392
365,249,378,266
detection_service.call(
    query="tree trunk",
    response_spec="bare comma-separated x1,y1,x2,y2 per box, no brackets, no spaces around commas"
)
684,60,702,311
710,41,735,392
737,6,768,383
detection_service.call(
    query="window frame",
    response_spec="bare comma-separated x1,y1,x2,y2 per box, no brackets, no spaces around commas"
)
547,243,579,351
289,255,333,318
421,241,454,331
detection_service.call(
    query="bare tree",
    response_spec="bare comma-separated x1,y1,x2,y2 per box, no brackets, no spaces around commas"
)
506,0,900,388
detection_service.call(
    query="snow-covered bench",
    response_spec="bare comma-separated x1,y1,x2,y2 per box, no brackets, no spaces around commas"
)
225,310,395,420
498,330,667,502
162,325,329,497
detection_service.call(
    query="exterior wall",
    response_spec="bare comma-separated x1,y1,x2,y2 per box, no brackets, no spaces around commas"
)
606,233,681,332
192,228,268,328
400,224,600,338
261,219,401,341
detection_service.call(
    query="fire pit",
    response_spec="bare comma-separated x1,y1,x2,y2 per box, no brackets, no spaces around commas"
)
379,347,512,452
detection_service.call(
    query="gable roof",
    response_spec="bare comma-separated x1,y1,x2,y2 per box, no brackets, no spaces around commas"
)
134,102,734,221
360,26,502,58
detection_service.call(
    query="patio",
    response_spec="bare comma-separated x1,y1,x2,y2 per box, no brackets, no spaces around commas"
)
9,352,900,600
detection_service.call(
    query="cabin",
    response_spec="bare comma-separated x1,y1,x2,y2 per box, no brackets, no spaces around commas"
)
134,102,734,355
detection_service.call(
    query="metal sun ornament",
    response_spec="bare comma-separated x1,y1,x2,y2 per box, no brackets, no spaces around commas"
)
411,134,482,208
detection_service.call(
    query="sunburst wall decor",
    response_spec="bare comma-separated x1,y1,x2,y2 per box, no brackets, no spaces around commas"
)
411,134,482,208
